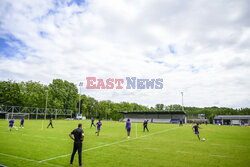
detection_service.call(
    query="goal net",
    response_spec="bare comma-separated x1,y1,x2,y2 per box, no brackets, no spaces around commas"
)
6,113,30,120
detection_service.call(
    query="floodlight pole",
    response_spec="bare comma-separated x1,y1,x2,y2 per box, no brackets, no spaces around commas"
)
95,108,97,117
55,109,57,120
108,103,110,120
181,92,184,111
36,108,38,120
79,82,83,115
109,103,110,113
11,106,14,119
45,90,48,120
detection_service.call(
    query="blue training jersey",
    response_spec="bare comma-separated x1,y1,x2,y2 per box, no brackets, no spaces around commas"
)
97,122,102,128
9,119,14,125
126,121,131,129
193,125,199,132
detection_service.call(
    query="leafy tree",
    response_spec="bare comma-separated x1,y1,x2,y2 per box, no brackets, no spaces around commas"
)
48,79,78,111
19,81,47,107
0,81,23,106
155,104,164,111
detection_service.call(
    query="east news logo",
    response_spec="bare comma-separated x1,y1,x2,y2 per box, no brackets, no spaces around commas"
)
86,77,163,89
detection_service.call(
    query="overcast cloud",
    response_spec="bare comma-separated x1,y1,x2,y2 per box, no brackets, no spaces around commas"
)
0,0,250,108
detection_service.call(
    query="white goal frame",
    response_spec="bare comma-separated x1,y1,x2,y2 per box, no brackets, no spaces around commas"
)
6,113,30,120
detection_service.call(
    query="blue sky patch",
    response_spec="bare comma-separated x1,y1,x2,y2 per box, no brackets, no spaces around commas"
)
39,31,48,38
0,38,9,49
190,65,199,73
47,9,58,15
67,0,85,6
168,45,176,54
154,60,164,64
38,0,87,22
0,34,27,58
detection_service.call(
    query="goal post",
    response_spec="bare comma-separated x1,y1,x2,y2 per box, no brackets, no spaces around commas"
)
1,104,73,120
6,113,30,120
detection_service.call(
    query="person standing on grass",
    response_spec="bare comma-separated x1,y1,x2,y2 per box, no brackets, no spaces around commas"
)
47,118,54,128
9,118,14,131
179,120,183,126
126,119,131,139
241,121,245,126
69,123,84,166
20,118,24,128
90,117,96,128
192,123,201,140
95,120,102,136
143,119,149,132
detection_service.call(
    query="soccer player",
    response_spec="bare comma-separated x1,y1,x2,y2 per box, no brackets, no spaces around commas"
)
95,120,102,136
179,120,183,126
241,121,245,126
126,119,131,139
192,123,201,140
143,119,149,132
90,117,96,128
47,118,54,128
69,123,84,166
9,118,14,131
20,118,24,128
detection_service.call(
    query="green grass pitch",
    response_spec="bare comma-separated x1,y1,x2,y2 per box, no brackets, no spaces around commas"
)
0,120,250,167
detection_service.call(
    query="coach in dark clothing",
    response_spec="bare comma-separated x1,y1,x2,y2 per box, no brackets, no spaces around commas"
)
47,118,54,128
90,117,96,128
143,120,149,132
69,123,84,166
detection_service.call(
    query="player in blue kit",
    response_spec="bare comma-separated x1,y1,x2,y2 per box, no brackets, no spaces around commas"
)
126,119,131,139
95,120,102,136
9,118,14,131
20,118,24,128
192,123,201,140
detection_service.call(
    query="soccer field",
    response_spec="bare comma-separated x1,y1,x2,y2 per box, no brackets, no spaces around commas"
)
0,120,249,167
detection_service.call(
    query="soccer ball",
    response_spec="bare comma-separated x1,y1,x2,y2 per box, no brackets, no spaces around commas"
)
16,128,18,131
202,138,205,141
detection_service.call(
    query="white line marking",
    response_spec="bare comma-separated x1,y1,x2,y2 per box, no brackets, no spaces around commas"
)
0,153,62,167
47,137,57,139
176,151,191,154
38,154,71,163
209,154,228,158
176,151,229,158
39,127,179,162
143,147,158,150
119,145,130,147
98,142,105,144
0,132,68,141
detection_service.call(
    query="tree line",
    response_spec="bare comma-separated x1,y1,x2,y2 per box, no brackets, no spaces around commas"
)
0,79,249,121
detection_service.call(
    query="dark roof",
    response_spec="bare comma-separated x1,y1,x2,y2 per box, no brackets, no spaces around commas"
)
214,115,250,119
118,110,186,115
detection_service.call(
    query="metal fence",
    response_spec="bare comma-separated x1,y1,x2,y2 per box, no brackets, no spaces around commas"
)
0,104,73,119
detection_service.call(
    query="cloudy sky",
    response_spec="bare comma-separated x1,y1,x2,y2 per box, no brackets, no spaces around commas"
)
0,0,250,108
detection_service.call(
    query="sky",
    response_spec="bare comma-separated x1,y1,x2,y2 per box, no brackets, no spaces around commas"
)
0,0,250,108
